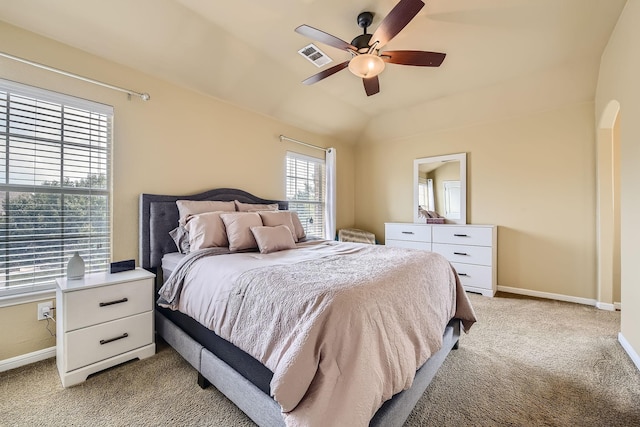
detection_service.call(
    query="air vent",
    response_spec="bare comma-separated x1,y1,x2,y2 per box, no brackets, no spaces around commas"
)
298,44,333,67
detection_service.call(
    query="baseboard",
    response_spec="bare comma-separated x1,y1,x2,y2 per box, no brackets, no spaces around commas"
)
618,333,640,371
596,301,616,311
497,286,597,306
0,346,56,373
615,302,621,311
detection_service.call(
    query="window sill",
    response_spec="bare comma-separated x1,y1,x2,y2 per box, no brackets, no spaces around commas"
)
0,289,56,308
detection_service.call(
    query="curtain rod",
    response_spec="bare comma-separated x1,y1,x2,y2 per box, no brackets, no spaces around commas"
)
279,135,328,152
0,51,150,101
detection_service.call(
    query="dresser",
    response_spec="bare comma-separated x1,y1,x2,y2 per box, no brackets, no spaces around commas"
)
55,268,156,387
385,223,497,297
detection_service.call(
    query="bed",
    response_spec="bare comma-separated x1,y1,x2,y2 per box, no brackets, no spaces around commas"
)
139,188,476,427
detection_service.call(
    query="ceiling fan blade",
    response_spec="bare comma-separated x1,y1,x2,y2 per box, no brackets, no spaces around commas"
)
370,0,425,49
382,50,446,66
295,25,357,52
302,61,350,85
363,76,380,96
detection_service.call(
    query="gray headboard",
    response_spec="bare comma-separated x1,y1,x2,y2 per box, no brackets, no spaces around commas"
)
139,188,288,273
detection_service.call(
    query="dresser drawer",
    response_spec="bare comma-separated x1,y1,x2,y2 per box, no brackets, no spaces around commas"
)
432,225,493,246
64,279,153,331
63,311,153,372
386,239,431,251
385,223,431,242
432,243,493,266
451,262,493,290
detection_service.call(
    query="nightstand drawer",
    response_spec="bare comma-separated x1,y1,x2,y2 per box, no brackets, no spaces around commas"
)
64,311,153,372
385,239,431,251
432,225,493,246
432,243,493,266
451,262,493,290
385,223,431,242
64,279,153,331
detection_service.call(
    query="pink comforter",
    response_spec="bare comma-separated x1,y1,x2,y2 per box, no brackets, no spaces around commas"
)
159,241,476,426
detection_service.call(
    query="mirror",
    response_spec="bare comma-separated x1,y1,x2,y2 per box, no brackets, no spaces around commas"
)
413,153,467,224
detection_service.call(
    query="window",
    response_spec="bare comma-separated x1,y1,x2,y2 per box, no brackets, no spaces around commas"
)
0,79,112,297
286,152,325,238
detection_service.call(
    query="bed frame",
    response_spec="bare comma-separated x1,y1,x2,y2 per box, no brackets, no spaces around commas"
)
139,187,461,427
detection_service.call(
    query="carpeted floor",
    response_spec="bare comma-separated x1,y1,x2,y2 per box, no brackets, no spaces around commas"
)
2,292,639,426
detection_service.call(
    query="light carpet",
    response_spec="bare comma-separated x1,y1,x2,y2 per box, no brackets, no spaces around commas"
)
1,293,639,426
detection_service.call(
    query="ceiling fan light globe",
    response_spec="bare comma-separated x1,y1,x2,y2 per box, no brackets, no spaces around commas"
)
348,54,385,78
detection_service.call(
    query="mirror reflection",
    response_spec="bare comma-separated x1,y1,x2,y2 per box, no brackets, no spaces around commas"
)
414,153,467,224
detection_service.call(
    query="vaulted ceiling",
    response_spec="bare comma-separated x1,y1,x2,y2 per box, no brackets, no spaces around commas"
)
0,0,627,143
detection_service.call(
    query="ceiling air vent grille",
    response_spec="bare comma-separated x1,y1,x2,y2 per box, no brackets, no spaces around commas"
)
298,44,333,68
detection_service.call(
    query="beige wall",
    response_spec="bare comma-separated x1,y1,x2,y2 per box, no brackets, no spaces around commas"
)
0,22,355,360
355,102,597,299
596,0,640,364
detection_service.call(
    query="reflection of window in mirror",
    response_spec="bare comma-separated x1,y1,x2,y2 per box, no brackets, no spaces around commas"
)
443,181,461,219
418,177,434,211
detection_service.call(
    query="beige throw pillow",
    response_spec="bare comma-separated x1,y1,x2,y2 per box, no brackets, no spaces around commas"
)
250,225,297,254
290,211,306,240
184,211,228,251
258,211,298,242
177,200,235,225
220,212,263,252
234,200,279,212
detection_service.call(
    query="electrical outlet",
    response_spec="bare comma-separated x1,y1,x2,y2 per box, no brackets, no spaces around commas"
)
37,301,53,321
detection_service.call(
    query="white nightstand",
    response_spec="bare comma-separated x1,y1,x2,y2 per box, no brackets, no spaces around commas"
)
55,268,156,387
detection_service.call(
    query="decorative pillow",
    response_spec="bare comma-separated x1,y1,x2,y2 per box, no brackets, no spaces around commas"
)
258,211,298,242
176,200,235,225
219,212,263,252
184,211,229,251
234,200,279,212
290,211,306,240
250,225,297,254
169,225,190,254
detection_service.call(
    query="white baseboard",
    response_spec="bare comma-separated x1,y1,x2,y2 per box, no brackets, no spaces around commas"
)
615,302,621,311
497,285,597,306
0,346,56,373
596,301,616,311
618,333,640,371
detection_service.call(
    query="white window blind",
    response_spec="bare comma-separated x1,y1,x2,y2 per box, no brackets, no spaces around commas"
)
0,79,112,297
286,152,325,238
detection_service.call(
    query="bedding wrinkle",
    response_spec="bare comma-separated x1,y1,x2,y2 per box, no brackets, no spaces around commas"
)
158,241,476,426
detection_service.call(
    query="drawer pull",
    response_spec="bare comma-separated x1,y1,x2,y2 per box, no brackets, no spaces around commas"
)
453,234,469,237
99,298,128,307
100,333,129,345
401,231,415,235
458,273,468,276
453,252,469,256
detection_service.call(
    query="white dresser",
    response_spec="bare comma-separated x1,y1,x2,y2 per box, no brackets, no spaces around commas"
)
55,268,156,387
385,223,497,297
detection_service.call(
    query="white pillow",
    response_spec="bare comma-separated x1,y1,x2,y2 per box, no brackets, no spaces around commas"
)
219,212,263,252
184,211,228,251
290,211,306,240
250,225,297,254
234,200,279,212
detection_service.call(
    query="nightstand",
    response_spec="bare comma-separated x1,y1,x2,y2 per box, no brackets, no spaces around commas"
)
55,268,156,387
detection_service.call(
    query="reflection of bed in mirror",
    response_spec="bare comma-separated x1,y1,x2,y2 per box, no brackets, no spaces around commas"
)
140,187,476,426
414,153,466,224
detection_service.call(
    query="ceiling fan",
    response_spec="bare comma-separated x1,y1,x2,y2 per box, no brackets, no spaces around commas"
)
295,0,446,96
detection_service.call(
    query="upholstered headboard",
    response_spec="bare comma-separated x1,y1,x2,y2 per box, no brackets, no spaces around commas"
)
139,188,288,273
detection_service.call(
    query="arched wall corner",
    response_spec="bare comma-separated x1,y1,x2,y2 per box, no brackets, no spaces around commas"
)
596,99,621,310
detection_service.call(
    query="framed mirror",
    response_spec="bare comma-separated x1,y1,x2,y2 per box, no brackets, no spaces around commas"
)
413,152,467,224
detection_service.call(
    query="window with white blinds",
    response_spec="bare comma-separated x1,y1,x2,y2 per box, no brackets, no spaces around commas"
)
0,79,112,297
286,152,325,238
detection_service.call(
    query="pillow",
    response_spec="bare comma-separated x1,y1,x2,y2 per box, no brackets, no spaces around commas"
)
219,212,263,252
250,225,297,254
169,225,190,254
234,200,279,212
176,200,235,225
290,211,306,240
184,211,228,251
258,211,298,242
